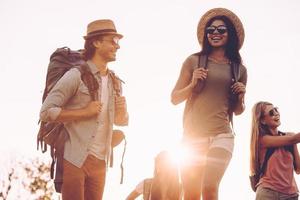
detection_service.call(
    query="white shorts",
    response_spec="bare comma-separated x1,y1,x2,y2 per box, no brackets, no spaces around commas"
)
182,133,234,166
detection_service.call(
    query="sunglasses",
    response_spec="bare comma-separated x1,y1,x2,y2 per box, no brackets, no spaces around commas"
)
102,36,120,45
267,107,279,117
206,25,227,34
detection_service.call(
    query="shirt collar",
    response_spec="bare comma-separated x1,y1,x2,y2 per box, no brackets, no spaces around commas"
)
86,60,100,75
86,60,111,77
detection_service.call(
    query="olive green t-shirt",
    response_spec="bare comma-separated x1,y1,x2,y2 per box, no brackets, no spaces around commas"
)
182,54,247,137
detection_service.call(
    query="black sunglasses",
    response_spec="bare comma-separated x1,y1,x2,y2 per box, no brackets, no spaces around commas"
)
267,107,279,117
206,25,227,34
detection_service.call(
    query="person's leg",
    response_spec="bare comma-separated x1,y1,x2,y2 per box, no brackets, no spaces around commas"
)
84,155,106,200
181,164,204,200
202,147,232,200
62,159,85,200
180,143,209,200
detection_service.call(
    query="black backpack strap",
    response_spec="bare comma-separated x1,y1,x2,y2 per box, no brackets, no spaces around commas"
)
230,61,240,83
198,54,208,69
260,148,275,176
228,61,240,132
279,131,296,168
260,132,296,176
193,54,208,94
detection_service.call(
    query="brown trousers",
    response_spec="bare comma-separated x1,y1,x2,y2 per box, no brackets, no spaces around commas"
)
62,155,106,200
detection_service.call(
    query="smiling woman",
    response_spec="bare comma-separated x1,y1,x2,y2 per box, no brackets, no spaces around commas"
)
250,102,300,199
170,7,247,200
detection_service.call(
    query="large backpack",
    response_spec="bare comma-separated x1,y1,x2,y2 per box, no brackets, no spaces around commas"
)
37,47,125,192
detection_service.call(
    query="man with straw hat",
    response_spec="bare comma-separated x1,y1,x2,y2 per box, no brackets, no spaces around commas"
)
40,19,128,200
171,8,247,200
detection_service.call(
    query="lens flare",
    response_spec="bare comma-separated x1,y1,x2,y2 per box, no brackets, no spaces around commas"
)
168,144,193,166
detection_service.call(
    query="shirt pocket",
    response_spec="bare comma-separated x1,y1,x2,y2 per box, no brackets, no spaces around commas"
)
79,83,90,96
68,83,91,108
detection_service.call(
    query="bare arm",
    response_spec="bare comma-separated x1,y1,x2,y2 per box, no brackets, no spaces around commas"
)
171,82,194,105
293,144,300,174
126,190,140,200
232,65,247,115
260,133,300,148
233,93,245,115
171,57,207,105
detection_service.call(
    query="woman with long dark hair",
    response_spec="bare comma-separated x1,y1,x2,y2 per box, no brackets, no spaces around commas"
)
126,151,181,200
171,8,247,200
250,102,300,199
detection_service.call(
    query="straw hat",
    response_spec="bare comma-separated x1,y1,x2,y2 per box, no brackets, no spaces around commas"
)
84,19,123,40
197,8,244,49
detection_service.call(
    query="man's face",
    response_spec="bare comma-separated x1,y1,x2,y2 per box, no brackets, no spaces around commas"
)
94,35,120,62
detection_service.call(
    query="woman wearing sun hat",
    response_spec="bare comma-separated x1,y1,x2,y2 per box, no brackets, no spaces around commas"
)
171,8,247,200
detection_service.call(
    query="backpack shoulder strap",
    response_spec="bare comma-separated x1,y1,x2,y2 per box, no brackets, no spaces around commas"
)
198,54,208,69
108,70,124,97
230,61,240,82
192,54,208,94
260,132,295,176
77,64,99,101
228,61,241,131
279,131,296,168
260,147,275,176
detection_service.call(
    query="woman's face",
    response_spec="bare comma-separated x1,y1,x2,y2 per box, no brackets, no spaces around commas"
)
206,19,228,48
261,104,281,130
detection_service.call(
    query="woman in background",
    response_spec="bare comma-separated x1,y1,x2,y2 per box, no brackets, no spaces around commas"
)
126,151,181,200
250,101,300,200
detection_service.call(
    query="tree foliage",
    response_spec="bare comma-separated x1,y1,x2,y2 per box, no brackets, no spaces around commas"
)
0,157,58,200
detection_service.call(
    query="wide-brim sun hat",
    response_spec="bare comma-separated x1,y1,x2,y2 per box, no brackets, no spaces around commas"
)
197,8,244,49
84,19,123,40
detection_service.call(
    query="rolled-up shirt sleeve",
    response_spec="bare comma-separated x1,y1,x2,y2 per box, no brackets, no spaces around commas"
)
40,107,62,121
40,68,81,122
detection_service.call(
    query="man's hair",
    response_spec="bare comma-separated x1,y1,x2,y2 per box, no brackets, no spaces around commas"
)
200,15,242,65
82,35,104,60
